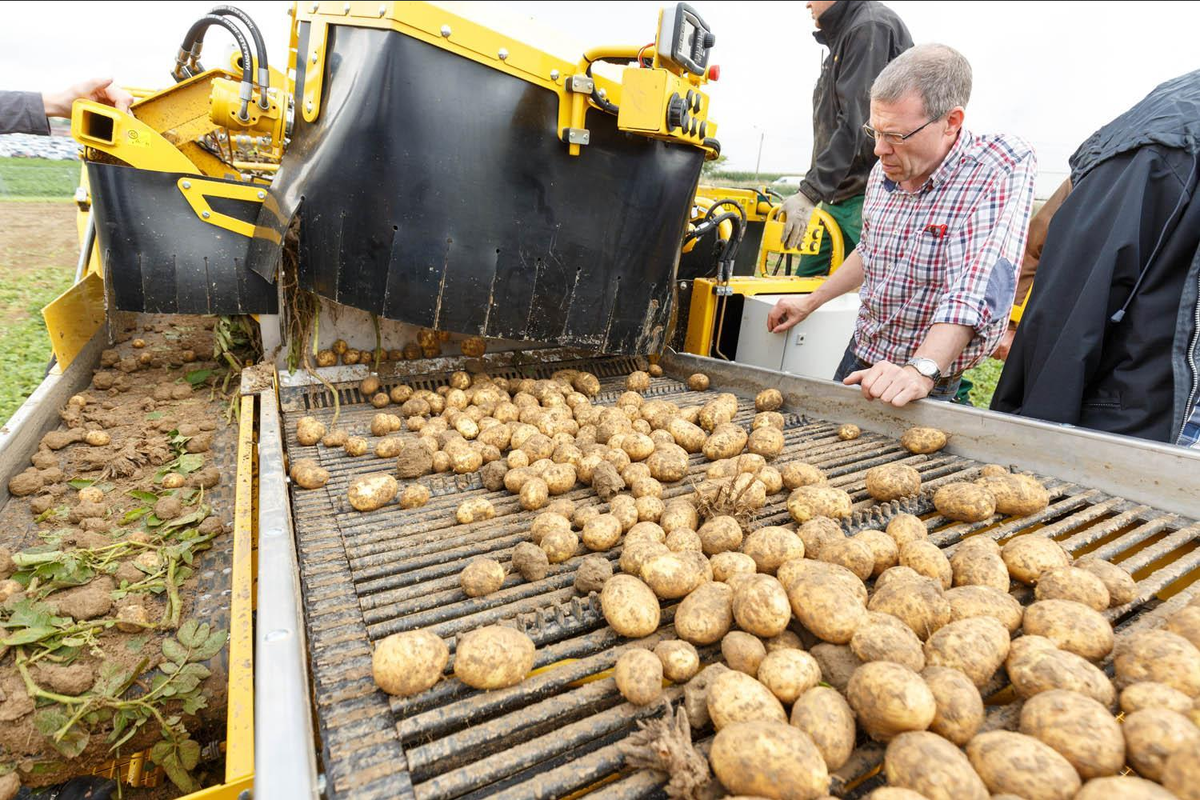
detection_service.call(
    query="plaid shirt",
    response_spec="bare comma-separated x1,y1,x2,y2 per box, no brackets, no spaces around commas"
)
854,129,1037,375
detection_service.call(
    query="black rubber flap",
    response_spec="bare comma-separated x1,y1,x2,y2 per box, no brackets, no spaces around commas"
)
249,23,703,353
87,162,278,315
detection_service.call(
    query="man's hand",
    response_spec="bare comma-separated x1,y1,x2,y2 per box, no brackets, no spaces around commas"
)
780,192,816,250
844,361,934,407
993,325,1017,361
767,294,818,333
42,78,133,118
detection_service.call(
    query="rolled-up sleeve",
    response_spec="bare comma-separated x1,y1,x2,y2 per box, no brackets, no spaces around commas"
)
0,91,50,136
930,151,1037,337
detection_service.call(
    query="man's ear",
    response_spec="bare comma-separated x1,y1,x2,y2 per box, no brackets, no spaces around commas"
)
945,107,965,136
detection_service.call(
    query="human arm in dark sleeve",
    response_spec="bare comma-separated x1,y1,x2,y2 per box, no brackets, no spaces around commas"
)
0,91,50,136
799,23,896,204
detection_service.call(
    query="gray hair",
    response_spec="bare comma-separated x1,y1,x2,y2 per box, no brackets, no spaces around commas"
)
871,43,972,119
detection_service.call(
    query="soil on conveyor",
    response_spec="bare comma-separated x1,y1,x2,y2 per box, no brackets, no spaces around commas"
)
0,314,240,797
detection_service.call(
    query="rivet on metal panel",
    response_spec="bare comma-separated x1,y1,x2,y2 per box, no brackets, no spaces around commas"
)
311,51,319,63
440,24,452,37
182,180,191,189
238,790,252,800
550,69,560,81
378,4,386,14
498,47,509,60
257,191,266,199
343,1,350,12
309,1,318,11
201,211,211,219
305,100,313,112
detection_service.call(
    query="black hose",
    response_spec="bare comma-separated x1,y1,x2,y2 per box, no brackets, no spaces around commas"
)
178,14,254,120
583,61,620,116
208,6,270,109
705,199,746,229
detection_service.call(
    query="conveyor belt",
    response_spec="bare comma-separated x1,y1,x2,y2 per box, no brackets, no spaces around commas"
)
280,355,1200,800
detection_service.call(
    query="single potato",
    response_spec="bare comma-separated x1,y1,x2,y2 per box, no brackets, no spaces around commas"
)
453,625,535,689
372,630,449,697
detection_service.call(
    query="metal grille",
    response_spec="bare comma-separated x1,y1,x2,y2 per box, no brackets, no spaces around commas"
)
281,357,1200,800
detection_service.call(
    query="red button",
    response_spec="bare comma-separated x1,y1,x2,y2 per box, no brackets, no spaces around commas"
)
707,64,720,81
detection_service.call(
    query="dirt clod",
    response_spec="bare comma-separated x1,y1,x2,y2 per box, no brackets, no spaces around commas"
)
47,576,115,621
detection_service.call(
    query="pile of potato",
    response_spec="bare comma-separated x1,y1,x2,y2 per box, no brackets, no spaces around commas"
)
338,365,1200,800
311,332,489,367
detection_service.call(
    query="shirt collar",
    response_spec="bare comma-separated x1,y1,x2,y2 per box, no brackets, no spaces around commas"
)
882,128,974,195
812,1,854,46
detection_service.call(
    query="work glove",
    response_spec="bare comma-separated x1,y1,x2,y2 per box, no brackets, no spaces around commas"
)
780,192,816,251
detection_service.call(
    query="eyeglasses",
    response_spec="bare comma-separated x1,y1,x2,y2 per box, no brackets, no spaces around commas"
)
862,117,938,145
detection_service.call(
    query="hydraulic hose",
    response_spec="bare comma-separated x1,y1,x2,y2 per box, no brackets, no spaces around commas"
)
208,6,270,109
176,14,254,121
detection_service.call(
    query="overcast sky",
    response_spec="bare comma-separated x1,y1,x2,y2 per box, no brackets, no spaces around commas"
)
4,1,1198,198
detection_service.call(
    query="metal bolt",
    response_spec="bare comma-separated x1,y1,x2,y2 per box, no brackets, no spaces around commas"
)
598,88,607,100
440,24,451,37
257,191,266,199
498,47,508,61
201,211,211,219
306,100,314,112
343,1,350,12
309,2,318,11
311,51,319,63
182,181,192,189
238,790,252,800
550,69,560,81
378,4,386,15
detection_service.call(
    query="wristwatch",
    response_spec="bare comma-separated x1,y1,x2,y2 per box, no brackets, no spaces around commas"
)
905,357,942,383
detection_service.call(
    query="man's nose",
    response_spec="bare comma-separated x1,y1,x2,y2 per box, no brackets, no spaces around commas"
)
874,138,892,158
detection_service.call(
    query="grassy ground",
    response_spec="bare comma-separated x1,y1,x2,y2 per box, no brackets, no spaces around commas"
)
0,200,79,423
0,157,80,199
964,358,1004,408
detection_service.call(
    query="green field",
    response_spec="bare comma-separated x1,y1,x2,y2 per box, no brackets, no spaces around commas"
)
964,358,1003,409
0,157,79,199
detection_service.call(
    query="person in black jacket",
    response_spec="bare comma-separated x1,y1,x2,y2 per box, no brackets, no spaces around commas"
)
992,70,1200,447
0,79,132,135
784,0,912,276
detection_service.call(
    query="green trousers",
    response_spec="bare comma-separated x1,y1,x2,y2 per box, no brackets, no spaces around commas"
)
796,193,864,277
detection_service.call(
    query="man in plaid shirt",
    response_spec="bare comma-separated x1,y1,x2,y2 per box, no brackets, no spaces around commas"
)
768,43,1036,406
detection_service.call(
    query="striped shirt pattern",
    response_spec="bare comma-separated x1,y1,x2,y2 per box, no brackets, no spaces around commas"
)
854,129,1037,375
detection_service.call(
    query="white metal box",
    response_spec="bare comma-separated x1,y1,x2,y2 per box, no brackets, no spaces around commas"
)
736,293,862,379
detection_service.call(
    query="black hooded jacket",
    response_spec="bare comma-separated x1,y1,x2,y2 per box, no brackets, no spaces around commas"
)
799,1,912,205
992,70,1200,445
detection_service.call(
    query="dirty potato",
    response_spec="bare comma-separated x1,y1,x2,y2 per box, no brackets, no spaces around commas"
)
540,529,579,564
296,416,326,446
901,427,948,454
867,573,951,641
780,461,826,490
945,585,1024,633
976,472,1050,517
641,552,703,600
886,513,928,547
785,562,867,644
455,497,496,524
967,731,1082,800
702,423,748,461
884,731,989,800
822,536,876,582
742,526,804,574
512,542,550,582
787,485,852,522
372,629,449,697
746,426,785,459
732,574,791,637
758,649,821,705
614,648,663,705
837,423,861,441
1113,629,1200,697
347,473,398,512
453,626,535,690
709,720,829,800
855,530,899,577
1006,636,1116,707
1023,599,1114,661
686,373,710,391
675,581,734,645
290,458,329,489
921,665,984,746
653,640,700,683
865,464,922,501
1077,557,1138,607
706,669,787,730
722,631,767,676
1034,566,1110,611
851,613,926,672
899,540,952,589
847,661,936,742
933,482,996,522
461,558,506,597
923,616,1010,688
1019,689,1124,779
1001,534,1072,584
600,575,660,638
